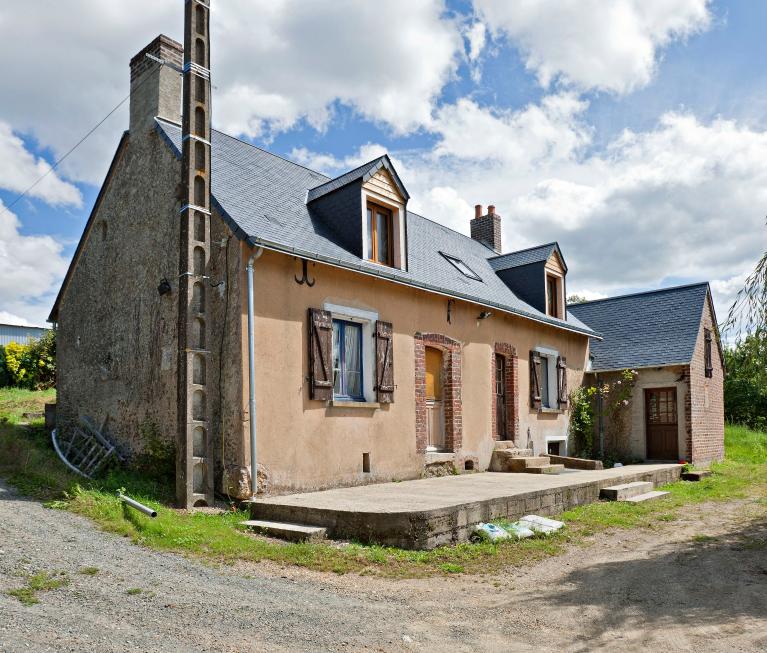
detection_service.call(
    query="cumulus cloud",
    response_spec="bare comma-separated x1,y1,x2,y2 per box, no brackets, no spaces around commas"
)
0,201,69,325
0,1,461,184
0,123,82,207
474,0,712,94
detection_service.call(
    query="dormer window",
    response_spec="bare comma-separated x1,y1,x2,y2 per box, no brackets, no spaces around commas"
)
547,274,560,318
366,202,393,266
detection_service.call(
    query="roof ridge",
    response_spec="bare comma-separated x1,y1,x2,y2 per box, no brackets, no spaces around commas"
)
488,242,557,261
308,155,387,192
569,281,710,307
154,117,332,182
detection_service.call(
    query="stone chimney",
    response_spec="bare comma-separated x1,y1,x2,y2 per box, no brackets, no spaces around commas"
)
129,35,183,135
470,204,502,253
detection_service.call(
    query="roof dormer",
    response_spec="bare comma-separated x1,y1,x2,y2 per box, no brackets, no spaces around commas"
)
489,242,568,319
307,155,408,271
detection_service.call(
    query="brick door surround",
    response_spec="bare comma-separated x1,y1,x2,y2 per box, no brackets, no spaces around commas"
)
492,343,519,444
414,333,462,453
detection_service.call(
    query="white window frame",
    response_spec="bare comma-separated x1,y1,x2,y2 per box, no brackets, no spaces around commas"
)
324,302,378,403
535,345,559,410
545,435,568,456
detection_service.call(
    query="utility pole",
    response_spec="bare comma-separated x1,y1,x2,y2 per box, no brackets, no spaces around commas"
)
177,0,214,508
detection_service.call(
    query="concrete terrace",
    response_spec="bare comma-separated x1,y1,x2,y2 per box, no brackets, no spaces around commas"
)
250,463,681,549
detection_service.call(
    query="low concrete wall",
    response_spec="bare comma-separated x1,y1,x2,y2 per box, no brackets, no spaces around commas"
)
252,465,682,550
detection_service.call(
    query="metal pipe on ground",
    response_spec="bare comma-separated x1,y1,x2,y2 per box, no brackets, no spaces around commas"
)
118,492,157,518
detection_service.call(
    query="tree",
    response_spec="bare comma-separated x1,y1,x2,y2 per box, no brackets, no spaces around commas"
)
567,294,588,305
725,222,766,338
723,333,767,431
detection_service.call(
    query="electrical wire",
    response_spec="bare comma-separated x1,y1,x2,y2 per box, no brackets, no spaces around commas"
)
1,58,164,217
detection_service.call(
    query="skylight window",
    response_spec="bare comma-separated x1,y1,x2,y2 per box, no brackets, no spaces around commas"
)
440,252,483,282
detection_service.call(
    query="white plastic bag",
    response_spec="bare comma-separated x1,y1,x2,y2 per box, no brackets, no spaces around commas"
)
505,522,535,539
518,514,565,534
471,522,510,542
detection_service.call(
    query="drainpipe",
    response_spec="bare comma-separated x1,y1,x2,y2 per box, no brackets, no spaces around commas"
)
246,247,264,499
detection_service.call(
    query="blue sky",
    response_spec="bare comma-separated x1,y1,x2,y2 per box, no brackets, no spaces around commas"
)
0,0,765,327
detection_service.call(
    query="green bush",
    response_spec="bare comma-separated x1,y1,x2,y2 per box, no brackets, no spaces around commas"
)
569,385,597,457
724,333,767,431
0,330,56,390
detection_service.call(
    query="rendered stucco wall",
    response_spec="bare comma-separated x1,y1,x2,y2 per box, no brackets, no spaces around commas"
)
240,247,589,495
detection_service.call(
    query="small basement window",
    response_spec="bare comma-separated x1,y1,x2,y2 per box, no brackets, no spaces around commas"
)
440,252,482,282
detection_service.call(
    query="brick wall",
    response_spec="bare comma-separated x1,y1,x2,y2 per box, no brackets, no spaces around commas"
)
491,343,519,443
414,333,462,453
470,213,501,253
688,295,725,464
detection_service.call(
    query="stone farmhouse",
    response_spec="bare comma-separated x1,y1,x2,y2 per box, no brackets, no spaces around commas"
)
49,5,724,508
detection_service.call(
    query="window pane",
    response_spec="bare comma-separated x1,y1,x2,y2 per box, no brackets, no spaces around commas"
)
332,321,342,396
376,210,390,264
540,356,549,407
344,323,362,398
366,208,374,260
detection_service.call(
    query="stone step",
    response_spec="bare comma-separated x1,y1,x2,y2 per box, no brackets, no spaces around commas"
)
241,520,327,543
600,481,653,501
623,490,670,503
493,442,533,457
506,456,551,472
523,464,565,475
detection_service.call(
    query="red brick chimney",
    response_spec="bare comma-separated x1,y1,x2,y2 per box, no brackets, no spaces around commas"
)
470,204,502,253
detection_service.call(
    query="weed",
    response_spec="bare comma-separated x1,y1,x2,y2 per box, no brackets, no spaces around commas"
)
6,571,69,606
79,566,100,576
126,588,142,595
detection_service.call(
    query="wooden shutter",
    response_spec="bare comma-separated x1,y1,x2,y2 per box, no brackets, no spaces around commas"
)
529,351,542,409
375,320,394,403
704,329,713,378
308,308,333,401
557,355,568,408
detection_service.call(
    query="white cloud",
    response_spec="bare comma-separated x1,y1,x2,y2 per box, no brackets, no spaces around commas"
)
0,123,82,207
0,201,69,325
474,0,711,94
0,312,32,327
290,143,390,177
0,1,462,185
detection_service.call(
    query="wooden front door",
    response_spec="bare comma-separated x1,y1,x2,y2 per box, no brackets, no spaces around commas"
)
645,388,679,460
495,354,508,439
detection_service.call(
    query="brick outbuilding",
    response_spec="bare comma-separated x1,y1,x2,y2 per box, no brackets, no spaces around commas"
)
569,283,725,465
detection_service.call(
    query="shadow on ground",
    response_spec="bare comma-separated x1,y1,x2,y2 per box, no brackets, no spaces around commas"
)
524,515,767,643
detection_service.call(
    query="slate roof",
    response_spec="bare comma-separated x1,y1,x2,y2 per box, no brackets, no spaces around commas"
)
489,243,567,272
567,283,711,371
307,155,409,203
155,118,595,337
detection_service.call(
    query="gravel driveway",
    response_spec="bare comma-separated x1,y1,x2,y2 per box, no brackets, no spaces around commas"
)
1,478,765,652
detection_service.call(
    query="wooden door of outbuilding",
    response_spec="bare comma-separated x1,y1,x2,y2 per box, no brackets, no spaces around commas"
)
645,387,679,460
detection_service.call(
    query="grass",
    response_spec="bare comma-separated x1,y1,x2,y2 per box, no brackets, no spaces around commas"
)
6,571,69,606
78,566,100,576
0,387,55,425
0,388,765,578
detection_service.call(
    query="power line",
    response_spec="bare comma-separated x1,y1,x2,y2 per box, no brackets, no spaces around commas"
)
1,58,164,216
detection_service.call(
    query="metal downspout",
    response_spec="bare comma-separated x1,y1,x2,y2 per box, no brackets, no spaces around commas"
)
246,247,264,499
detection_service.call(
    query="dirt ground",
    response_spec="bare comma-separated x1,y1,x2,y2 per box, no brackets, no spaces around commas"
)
1,478,765,652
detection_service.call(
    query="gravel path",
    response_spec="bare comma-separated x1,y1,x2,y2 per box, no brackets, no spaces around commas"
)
1,478,765,652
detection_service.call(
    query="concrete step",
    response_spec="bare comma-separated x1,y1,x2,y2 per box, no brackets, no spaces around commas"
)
624,490,670,503
493,442,533,457
241,519,327,543
506,456,551,472
523,464,565,475
600,481,653,501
